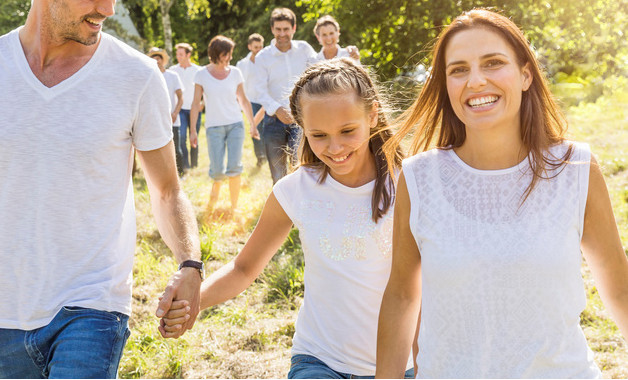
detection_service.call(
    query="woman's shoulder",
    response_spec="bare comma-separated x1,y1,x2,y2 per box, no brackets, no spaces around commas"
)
547,140,591,163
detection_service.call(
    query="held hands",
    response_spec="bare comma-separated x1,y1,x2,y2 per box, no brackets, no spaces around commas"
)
274,107,294,125
156,267,201,339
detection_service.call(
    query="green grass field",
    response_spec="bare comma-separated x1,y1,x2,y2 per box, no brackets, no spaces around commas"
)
120,86,628,378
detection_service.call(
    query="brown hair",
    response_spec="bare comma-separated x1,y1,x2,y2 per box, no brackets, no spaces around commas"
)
314,15,340,36
207,35,235,64
270,8,297,28
174,42,193,55
290,58,403,222
384,8,572,201
248,33,264,45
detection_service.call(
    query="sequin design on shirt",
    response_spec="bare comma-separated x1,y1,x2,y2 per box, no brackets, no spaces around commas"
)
296,199,393,261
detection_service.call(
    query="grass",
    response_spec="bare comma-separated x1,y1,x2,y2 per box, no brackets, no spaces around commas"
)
120,86,628,378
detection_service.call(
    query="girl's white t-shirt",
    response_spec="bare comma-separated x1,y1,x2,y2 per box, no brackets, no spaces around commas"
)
194,65,244,128
273,166,412,376
402,142,600,378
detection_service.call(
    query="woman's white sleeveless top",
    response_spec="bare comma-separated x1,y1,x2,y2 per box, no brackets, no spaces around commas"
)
402,142,600,378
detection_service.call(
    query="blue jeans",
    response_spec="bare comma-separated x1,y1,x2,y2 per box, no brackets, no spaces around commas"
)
262,114,301,183
288,354,415,379
172,126,183,176
206,121,245,180
0,306,130,379
251,102,266,164
178,109,202,169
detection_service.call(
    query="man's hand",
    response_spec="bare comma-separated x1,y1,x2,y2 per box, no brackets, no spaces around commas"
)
156,267,202,338
250,125,260,140
275,107,294,125
171,112,177,123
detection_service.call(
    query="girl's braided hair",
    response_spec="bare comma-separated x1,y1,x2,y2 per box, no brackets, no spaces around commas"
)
289,58,403,222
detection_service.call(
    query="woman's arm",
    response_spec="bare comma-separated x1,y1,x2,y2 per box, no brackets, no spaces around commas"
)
236,83,259,140
581,155,628,340
189,84,204,148
376,172,422,378
159,191,293,337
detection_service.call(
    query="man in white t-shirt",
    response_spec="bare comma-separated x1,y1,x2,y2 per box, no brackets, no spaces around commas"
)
252,7,318,183
170,42,204,172
0,0,202,378
148,47,185,175
236,33,266,167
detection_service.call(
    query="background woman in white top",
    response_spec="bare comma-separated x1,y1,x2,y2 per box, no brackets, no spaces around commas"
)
189,35,258,214
161,59,413,378
376,9,628,378
314,15,360,63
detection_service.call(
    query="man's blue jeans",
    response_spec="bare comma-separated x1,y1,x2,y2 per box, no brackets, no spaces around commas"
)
288,354,415,379
178,109,203,169
262,114,301,183
251,102,266,165
0,307,130,379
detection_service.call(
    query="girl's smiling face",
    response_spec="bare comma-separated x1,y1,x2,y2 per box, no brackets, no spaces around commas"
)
445,27,532,135
300,92,377,187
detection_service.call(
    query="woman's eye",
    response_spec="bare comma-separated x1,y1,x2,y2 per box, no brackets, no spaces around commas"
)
448,67,467,75
486,59,504,68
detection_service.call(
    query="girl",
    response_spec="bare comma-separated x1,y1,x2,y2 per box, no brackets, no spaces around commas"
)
376,9,628,378
162,58,413,378
189,35,259,214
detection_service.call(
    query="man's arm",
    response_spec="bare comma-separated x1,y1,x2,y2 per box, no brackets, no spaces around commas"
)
136,142,201,338
172,88,183,123
251,52,282,116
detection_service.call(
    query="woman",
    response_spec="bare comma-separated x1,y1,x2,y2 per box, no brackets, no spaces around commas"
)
189,35,258,214
376,9,628,378
162,59,413,378
314,15,360,63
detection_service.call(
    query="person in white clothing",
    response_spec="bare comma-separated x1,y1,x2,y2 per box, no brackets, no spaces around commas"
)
313,15,360,63
236,33,267,167
188,35,258,214
0,0,202,378
160,59,414,378
148,47,185,175
252,7,318,183
170,42,204,171
376,9,628,378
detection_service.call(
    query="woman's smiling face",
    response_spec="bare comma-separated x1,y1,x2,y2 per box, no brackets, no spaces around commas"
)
444,27,532,134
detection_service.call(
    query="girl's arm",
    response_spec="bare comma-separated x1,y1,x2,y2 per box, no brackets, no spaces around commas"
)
581,155,628,339
236,83,259,140
376,172,422,378
189,84,204,148
159,191,293,336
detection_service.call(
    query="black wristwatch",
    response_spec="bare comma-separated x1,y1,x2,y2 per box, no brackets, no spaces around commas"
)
178,260,205,281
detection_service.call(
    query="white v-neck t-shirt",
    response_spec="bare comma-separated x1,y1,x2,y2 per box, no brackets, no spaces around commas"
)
0,28,172,330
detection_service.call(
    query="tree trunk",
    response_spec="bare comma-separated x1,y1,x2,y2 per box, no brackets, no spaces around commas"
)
160,0,175,60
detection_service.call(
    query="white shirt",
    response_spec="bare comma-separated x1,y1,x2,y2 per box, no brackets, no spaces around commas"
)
235,52,261,104
194,66,244,128
162,70,183,126
273,167,412,376
315,45,353,61
402,142,600,378
0,29,172,330
169,63,202,109
252,40,317,116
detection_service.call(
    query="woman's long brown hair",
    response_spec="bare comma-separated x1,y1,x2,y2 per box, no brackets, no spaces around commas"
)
290,58,403,222
383,9,573,202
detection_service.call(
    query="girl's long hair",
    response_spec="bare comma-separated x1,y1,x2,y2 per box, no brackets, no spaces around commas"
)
290,58,403,222
383,9,573,201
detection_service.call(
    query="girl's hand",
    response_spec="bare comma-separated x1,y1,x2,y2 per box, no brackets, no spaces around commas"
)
157,299,191,338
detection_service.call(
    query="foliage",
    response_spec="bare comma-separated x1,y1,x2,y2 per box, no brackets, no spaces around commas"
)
0,0,29,35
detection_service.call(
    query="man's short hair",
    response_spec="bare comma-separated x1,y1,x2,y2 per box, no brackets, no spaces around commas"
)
207,35,235,63
314,15,340,36
248,33,264,45
174,42,194,55
270,8,297,28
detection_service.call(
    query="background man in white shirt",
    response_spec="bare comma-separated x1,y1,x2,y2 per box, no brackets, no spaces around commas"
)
0,0,202,377
236,33,267,168
170,42,204,173
253,7,317,183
